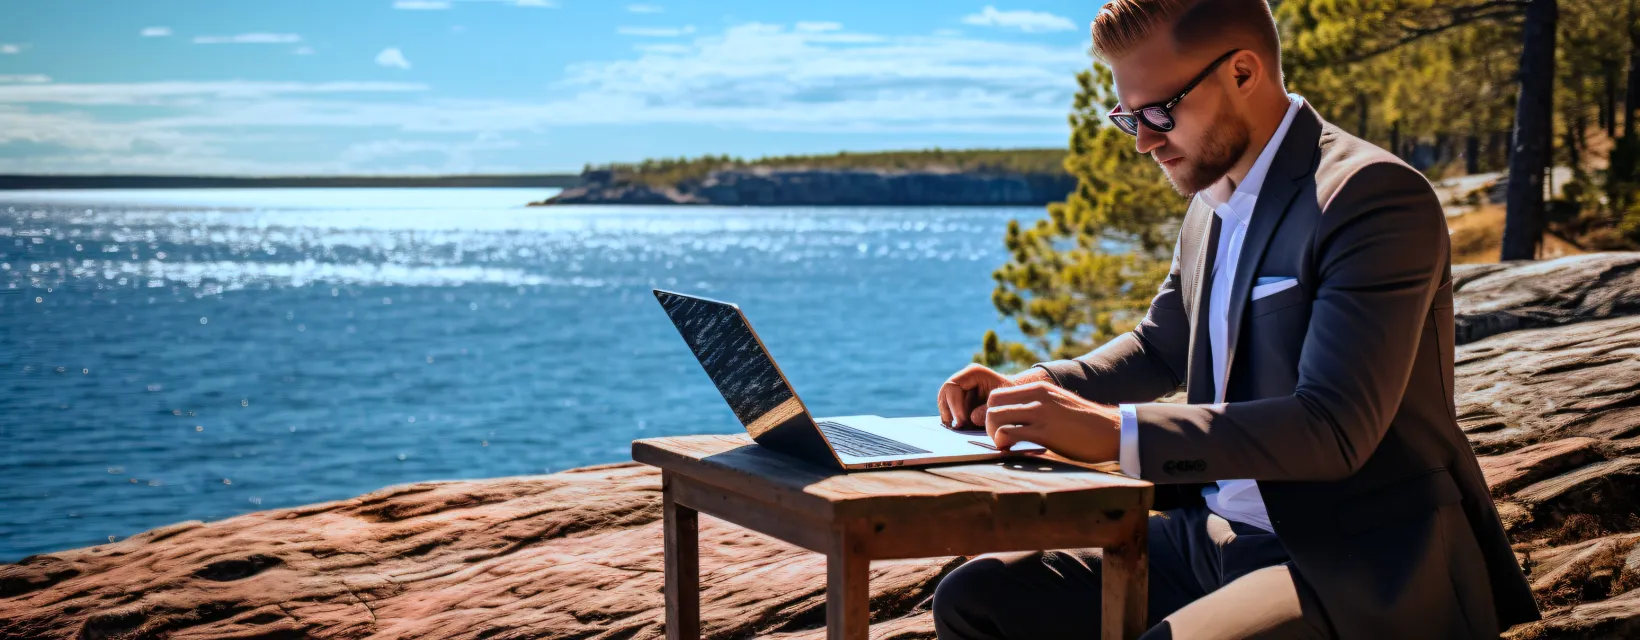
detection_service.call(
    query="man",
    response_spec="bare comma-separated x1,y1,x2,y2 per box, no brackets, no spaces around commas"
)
930,0,1538,638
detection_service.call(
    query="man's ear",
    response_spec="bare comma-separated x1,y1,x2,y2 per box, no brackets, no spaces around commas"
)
1231,51,1260,92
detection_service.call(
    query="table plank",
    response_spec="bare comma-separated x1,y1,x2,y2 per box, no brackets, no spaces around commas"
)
633,435,1150,520
668,474,831,552
634,436,999,519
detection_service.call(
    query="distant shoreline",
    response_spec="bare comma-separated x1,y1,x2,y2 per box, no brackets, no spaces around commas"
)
0,174,582,190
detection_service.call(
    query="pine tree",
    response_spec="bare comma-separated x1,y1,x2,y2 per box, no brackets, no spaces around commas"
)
978,64,1181,369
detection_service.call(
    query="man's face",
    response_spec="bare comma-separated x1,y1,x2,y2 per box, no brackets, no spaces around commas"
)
1109,39,1250,196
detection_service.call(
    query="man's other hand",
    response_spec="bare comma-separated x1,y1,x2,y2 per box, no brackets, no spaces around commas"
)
984,381,1121,464
937,364,1052,429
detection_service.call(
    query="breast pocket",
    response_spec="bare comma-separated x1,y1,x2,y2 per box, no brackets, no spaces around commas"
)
1249,279,1306,317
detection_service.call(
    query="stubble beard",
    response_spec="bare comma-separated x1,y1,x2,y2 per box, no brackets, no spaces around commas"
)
1158,108,1252,196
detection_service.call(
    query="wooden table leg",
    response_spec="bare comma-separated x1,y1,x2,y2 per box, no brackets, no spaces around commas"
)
664,473,701,640
826,533,869,640
1101,509,1149,640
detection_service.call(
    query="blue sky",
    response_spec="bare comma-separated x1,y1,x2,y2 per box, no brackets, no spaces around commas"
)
1,1,1105,175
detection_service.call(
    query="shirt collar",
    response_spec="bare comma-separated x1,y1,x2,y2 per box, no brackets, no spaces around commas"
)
1200,93,1305,222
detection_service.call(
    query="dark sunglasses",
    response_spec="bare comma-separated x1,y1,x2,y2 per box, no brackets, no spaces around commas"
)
1106,49,1242,136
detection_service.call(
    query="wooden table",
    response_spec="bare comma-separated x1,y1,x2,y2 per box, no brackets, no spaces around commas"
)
632,434,1154,640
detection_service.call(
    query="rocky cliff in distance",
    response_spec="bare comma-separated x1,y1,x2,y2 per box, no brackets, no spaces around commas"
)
4,253,1640,640
534,167,1079,207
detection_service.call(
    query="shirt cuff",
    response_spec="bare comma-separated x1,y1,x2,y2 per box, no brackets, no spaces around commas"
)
1118,403,1140,478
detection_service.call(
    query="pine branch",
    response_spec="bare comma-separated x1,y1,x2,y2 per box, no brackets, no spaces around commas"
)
1303,1,1531,66
1336,5,1529,65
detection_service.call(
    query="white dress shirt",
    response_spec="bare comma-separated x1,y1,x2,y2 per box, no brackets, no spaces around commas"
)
1116,94,1305,534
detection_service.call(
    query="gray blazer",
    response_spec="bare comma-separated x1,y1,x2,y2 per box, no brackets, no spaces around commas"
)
1033,103,1540,638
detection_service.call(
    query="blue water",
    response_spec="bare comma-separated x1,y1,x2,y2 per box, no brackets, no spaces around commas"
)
0,188,1046,561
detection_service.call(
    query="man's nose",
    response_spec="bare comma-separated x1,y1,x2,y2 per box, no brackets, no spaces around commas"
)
1135,126,1165,155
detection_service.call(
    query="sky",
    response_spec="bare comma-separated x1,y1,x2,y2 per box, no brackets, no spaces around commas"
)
0,0,1107,175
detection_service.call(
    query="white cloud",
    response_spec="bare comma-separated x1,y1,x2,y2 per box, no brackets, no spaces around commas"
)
141,26,173,37
0,75,51,83
626,3,663,12
193,33,303,44
633,43,691,54
1,44,25,54
794,22,843,33
513,0,555,6
376,48,413,69
961,6,1077,33
394,0,451,9
0,81,425,104
616,25,696,37
545,22,1084,131
294,46,316,55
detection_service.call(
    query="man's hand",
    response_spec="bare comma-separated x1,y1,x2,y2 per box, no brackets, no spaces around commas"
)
936,364,1053,429
984,381,1121,464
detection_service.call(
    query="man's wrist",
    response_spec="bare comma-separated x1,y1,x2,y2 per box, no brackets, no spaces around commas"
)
1086,401,1124,463
1016,364,1057,387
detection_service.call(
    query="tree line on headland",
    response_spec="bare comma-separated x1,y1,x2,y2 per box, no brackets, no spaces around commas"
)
540,149,1079,206
588,148,1069,188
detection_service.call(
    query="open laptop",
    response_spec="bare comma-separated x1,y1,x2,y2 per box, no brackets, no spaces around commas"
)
654,289,1046,470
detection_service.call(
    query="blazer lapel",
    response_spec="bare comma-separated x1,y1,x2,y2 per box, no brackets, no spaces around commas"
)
1220,105,1324,391
1185,198,1219,405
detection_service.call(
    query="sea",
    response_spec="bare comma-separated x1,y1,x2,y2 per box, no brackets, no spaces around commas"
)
0,188,1052,561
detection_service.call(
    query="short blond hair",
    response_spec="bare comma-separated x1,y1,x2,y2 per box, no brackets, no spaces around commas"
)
1091,0,1281,67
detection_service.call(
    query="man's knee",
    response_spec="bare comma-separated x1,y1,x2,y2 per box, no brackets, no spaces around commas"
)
932,554,1009,623
934,551,1106,639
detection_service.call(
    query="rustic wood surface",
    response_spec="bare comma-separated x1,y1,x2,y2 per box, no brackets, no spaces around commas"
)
632,435,1151,523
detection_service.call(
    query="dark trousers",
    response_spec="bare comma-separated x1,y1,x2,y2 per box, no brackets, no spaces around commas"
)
932,505,1337,639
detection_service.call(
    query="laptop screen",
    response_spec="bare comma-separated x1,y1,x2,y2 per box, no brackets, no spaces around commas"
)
653,290,832,459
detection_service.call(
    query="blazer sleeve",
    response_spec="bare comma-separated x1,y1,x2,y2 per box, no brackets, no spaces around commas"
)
1028,226,1191,405
1129,161,1447,483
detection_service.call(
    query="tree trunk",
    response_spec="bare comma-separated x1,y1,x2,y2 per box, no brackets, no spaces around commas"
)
1606,60,1620,138
1467,134,1481,175
1628,4,1640,137
1357,92,1369,138
1503,0,1557,261
1565,117,1579,177
1390,120,1401,160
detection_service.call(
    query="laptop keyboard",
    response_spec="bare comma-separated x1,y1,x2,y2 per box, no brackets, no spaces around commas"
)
815,421,930,457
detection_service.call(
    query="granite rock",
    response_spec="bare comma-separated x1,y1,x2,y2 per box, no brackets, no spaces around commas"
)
0,463,951,639
1452,253,1640,344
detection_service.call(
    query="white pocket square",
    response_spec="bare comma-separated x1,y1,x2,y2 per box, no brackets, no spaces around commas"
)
1251,277,1298,300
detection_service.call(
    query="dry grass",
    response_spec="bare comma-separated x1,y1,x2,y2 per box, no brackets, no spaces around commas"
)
1447,204,1586,264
